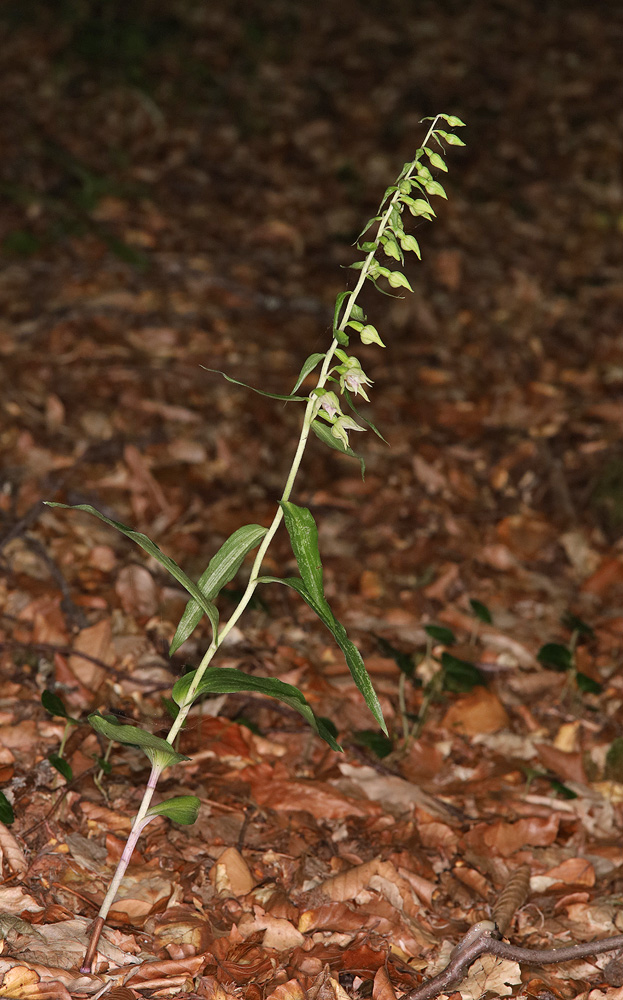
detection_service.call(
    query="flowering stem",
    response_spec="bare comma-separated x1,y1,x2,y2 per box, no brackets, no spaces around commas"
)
82,113,457,971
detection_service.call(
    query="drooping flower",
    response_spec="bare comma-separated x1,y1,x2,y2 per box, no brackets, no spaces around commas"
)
331,415,365,449
313,389,341,420
334,355,373,402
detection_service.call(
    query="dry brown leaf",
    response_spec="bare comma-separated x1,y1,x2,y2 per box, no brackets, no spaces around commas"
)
109,873,174,924
0,823,27,877
536,742,588,784
150,906,211,958
458,955,521,1000
264,979,306,1000
321,858,382,902
210,846,255,897
122,955,205,984
238,906,304,951
194,974,238,999
68,618,116,692
250,777,378,820
115,564,159,617
372,965,398,1000
0,888,42,916
336,763,454,820
465,814,559,857
531,857,595,893
441,687,510,736
0,966,72,1000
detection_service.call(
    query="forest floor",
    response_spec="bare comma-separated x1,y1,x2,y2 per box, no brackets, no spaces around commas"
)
1,1,623,998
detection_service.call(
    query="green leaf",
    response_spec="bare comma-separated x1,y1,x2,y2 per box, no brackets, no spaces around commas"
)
469,599,492,625
88,714,190,769
440,653,484,692
49,754,73,782
170,524,267,655
424,625,456,645
41,691,80,724
333,290,350,336
146,795,200,826
292,353,325,393
261,574,386,734
203,368,307,402
0,792,15,825
162,697,180,721
605,738,623,782
575,672,602,695
379,184,398,209
279,502,325,604
45,503,220,639
352,730,394,759
94,756,112,774
335,328,350,346
172,667,341,752
356,215,381,241
342,389,388,444
547,778,577,800
375,635,416,679
311,419,365,479
537,643,572,671
561,612,594,638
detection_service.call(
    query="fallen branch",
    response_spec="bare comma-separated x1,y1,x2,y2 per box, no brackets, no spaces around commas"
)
402,922,623,1000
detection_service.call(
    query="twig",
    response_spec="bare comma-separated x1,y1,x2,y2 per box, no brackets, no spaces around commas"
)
0,639,172,691
402,918,623,1000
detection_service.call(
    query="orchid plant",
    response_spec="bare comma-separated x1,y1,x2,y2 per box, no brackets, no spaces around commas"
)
46,113,465,972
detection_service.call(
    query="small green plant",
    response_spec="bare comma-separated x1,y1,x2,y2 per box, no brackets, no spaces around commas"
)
537,613,602,697
42,691,113,793
45,114,465,971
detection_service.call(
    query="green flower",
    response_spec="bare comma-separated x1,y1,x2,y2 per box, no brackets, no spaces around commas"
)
334,355,373,402
313,389,341,420
331,415,365,449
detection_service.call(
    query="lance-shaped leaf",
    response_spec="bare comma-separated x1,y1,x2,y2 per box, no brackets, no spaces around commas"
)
88,714,190,769
172,667,341,752
279,502,325,605
170,524,267,655
204,369,307,402
146,796,200,826
261,501,385,733
311,419,365,479
292,353,325,393
264,575,386,735
343,389,388,444
45,503,220,640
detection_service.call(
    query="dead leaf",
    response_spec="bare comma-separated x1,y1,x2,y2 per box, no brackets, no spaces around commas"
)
0,824,27,877
442,687,510,735
458,954,521,999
